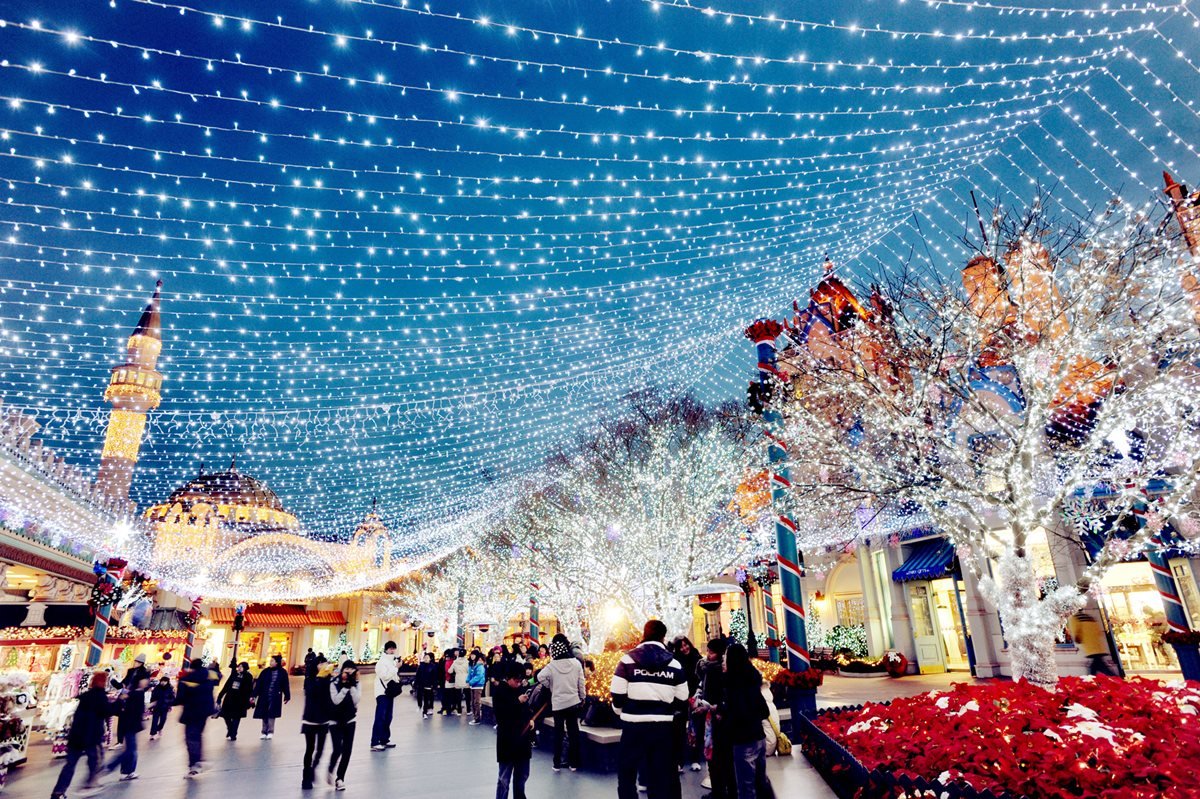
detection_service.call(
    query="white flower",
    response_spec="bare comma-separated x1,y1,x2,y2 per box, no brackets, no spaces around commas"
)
1063,702,1098,721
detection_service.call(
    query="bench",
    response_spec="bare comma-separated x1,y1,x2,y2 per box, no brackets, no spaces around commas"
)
476,697,622,772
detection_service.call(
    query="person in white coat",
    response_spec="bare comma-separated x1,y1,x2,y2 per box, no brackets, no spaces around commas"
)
449,648,470,715
537,634,587,772
370,641,400,751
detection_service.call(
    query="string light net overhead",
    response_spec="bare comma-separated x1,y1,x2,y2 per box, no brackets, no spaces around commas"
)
0,0,1197,598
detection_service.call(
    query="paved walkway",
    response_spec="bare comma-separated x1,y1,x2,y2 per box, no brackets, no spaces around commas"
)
4,678,836,799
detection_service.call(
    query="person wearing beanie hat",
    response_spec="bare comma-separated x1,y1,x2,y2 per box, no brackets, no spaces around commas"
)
536,633,587,772
326,660,361,791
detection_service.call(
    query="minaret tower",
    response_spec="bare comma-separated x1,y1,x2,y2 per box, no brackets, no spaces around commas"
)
97,280,164,500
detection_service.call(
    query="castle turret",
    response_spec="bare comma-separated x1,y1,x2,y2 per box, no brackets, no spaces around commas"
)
97,281,164,500
1164,171,1200,257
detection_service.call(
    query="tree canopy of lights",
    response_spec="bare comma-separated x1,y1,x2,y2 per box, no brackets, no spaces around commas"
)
492,391,756,639
0,0,1197,596
766,196,1200,687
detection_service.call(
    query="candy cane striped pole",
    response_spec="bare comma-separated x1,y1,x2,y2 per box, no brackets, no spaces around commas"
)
528,582,541,645
455,585,466,649
745,320,810,673
86,558,127,667
1129,491,1191,634
763,579,780,664
183,597,204,661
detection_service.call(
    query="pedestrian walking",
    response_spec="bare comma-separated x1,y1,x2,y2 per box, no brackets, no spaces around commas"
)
301,661,335,789
719,644,774,799
303,648,319,691
467,650,487,725
1069,611,1120,676
217,661,255,741
493,662,534,799
177,657,220,778
537,633,586,772
102,654,151,781
148,675,175,740
50,672,114,799
610,620,689,799
253,654,291,739
327,660,361,791
370,640,400,750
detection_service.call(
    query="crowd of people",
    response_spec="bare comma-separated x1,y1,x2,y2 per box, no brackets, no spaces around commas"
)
47,623,782,799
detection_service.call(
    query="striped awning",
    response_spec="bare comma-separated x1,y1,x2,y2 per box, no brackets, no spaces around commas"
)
892,538,956,582
207,605,343,628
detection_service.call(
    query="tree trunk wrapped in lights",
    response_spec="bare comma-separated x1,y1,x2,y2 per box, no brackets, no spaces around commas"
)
766,195,1200,686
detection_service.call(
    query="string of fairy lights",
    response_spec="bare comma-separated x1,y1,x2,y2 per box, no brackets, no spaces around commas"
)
0,0,1196,599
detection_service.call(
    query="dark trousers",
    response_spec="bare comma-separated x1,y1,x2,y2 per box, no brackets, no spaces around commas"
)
419,687,435,713
553,704,582,769
51,745,102,796
104,730,139,775
184,721,205,768
496,759,530,799
224,716,242,740
371,695,394,746
618,722,680,799
442,686,459,713
732,740,771,799
302,725,328,785
1087,653,1119,676
149,707,170,736
708,723,738,799
328,722,355,780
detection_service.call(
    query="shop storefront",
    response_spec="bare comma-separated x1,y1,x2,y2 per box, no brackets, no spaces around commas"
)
206,605,346,671
892,538,973,674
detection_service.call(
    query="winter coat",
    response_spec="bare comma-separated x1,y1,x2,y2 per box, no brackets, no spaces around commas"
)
675,647,702,697
610,641,688,723
373,651,400,698
720,669,768,746
414,661,439,690
536,656,586,712
252,664,291,719
115,664,150,737
466,661,487,689
177,666,219,725
149,682,175,711
217,670,255,719
760,683,781,754
450,656,468,687
66,687,114,750
328,668,361,724
492,681,533,764
303,664,336,726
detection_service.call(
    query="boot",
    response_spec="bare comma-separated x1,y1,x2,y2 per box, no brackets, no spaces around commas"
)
302,767,314,789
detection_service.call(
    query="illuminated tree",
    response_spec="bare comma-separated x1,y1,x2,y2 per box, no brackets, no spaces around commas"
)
774,198,1200,686
498,391,754,638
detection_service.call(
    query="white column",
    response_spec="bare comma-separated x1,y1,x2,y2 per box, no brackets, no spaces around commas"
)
882,546,917,667
857,548,887,656
960,565,1003,677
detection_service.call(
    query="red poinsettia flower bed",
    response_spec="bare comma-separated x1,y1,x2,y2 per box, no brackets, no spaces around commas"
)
817,676,1200,798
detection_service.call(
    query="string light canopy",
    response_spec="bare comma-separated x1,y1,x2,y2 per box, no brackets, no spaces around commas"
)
0,0,1197,599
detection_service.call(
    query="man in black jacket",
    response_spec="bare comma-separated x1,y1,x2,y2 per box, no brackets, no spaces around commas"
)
493,663,534,799
51,672,114,799
102,654,151,780
610,620,689,799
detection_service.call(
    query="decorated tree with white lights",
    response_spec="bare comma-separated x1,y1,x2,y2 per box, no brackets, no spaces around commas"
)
497,391,754,638
772,197,1200,686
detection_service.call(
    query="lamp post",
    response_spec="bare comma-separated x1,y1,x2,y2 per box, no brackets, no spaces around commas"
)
228,604,245,669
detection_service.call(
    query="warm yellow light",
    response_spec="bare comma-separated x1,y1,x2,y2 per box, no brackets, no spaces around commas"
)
604,602,625,625
100,410,148,461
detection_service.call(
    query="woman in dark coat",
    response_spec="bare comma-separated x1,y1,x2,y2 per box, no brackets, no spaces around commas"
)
719,644,773,799
493,662,534,799
414,653,438,718
253,654,291,738
217,661,255,741
50,672,114,799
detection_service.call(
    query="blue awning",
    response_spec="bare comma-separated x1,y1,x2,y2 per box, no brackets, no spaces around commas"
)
892,538,956,582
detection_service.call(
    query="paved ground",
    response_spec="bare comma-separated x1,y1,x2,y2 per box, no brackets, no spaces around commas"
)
4,678,837,799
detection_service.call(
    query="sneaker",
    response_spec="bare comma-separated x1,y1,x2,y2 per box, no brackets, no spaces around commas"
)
266,733,273,740
187,769,200,779
259,733,268,740
690,763,703,772
371,744,385,751
638,785,648,793
700,776,712,789
552,766,562,772
570,767,578,772
335,779,346,791
468,720,479,726
383,743,396,748
120,773,140,781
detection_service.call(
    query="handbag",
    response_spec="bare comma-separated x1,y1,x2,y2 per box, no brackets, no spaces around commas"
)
768,717,792,756
385,680,403,698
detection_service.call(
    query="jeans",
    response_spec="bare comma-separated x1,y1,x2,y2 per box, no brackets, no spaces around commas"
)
328,722,355,781
419,687,435,713
224,716,242,740
51,745,102,796
471,688,484,722
732,739,768,799
496,759,530,799
302,725,328,785
104,730,138,775
371,695,394,746
184,721,205,768
553,703,582,769
261,716,276,736
618,722,680,799
149,707,170,736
